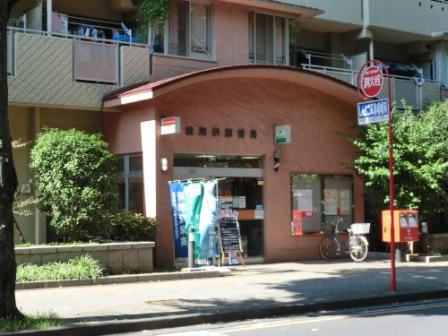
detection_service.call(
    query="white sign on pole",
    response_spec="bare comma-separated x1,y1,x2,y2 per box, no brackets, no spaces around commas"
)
357,98,389,125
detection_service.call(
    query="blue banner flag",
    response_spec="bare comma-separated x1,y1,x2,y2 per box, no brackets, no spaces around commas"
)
168,182,188,258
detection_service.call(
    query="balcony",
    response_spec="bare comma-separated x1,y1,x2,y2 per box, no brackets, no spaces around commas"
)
299,50,443,109
368,0,448,38
7,27,150,110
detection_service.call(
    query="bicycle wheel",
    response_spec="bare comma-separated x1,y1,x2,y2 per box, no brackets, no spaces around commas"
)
349,235,369,262
319,236,339,260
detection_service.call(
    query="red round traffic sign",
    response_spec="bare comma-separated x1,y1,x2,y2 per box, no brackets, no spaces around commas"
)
359,65,384,98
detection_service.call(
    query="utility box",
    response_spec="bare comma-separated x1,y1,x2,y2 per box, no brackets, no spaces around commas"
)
382,210,419,242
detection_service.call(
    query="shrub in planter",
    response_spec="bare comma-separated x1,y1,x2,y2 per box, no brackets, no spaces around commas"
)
108,212,158,242
16,255,104,282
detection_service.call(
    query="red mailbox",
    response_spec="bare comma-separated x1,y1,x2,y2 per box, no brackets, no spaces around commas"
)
382,210,419,243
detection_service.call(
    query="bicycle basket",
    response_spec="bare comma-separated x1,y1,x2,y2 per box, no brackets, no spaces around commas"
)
350,223,370,235
323,223,336,235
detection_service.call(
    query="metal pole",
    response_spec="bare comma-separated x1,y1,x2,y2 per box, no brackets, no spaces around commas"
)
357,59,396,292
46,0,52,33
214,225,221,267
422,222,429,255
188,227,195,269
385,66,397,292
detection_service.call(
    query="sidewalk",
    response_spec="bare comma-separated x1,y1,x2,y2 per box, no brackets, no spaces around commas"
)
9,257,448,335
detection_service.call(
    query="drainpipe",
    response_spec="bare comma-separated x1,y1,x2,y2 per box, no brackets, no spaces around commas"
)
33,108,41,244
46,0,52,34
368,39,374,61
362,0,374,60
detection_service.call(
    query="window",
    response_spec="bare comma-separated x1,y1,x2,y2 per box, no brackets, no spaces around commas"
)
159,0,212,58
118,154,144,213
150,22,165,53
291,174,353,235
249,13,289,65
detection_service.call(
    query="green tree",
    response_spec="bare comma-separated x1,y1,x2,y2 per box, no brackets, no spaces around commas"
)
351,101,448,232
0,0,22,319
30,129,118,242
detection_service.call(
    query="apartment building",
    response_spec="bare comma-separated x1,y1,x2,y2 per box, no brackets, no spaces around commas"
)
7,0,448,265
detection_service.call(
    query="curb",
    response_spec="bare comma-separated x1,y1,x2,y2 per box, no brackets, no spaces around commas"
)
4,289,448,336
15,268,232,290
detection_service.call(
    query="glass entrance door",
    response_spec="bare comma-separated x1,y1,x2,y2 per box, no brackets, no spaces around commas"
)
217,177,264,257
173,154,264,258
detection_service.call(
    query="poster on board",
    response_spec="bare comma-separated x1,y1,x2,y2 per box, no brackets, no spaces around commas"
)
324,189,338,215
340,190,352,216
294,189,313,211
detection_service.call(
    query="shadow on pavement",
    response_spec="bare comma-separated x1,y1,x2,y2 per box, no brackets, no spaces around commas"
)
62,261,448,324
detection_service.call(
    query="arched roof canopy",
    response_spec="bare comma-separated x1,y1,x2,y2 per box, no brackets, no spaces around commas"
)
103,65,361,109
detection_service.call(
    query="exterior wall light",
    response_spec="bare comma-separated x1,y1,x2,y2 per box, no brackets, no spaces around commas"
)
273,148,280,171
160,157,169,172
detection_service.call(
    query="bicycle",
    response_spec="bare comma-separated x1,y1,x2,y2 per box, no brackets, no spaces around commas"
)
319,219,370,262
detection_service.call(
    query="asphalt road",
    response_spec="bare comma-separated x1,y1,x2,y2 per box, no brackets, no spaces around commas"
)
108,299,448,336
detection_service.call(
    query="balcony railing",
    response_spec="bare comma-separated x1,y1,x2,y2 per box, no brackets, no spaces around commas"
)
73,39,119,84
7,26,148,85
7,26,151,109
301,63,441,109
299,49,354,72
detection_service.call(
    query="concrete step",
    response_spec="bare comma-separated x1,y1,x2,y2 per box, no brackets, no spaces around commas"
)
406,254,448,263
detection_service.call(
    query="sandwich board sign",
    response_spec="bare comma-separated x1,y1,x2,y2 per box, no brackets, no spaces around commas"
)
357,98,389,125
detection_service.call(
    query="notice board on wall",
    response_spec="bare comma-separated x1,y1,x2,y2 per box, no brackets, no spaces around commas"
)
217,216,242,253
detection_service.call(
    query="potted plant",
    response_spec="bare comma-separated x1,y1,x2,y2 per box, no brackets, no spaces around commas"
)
135,0,170,29
153,33,164,53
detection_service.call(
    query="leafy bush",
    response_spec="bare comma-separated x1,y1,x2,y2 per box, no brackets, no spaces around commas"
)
30,129,118,242
16,255,103,283
108,212,158,242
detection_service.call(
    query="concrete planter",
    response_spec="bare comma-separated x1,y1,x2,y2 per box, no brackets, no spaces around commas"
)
428,234,448,254
15,242,155,274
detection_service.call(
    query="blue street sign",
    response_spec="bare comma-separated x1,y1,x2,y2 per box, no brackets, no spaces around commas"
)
357,98,389,125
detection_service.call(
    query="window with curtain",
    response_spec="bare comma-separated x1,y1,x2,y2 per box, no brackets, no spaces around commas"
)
118,154,144,213
249,12,287,65
167,0,212,58
191,3,211,55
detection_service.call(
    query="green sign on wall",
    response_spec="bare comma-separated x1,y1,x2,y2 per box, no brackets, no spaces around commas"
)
275,125,291,144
